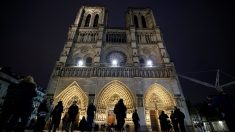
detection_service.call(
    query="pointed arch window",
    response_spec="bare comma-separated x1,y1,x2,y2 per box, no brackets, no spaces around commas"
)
84,14,91,27
93,14,99,27
134,15,139,28
86,57,92,66
141,16,147,28
139,58,145,66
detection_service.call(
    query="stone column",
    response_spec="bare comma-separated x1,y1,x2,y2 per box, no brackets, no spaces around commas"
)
74,6,84,25
136,94,147,131
94,26,104,65
130,27,139,66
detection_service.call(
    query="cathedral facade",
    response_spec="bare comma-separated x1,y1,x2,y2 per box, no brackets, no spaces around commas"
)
47,6,192,131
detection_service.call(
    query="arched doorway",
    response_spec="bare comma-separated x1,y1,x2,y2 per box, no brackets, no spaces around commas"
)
95,80,135,125
54,81,88,123
144,83,176,131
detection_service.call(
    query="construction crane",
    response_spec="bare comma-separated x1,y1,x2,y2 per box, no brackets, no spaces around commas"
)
178,69,235,132
178,69,235,92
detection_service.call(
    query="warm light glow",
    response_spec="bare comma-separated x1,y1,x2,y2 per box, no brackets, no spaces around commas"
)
146,60,153,67
78,60,84,67
95,80,134,122
112,59,118,66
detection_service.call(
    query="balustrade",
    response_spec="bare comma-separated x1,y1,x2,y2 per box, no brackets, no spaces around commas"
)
76,30,99,43
136,30,157,44
105,29,127,43
55,66,173,78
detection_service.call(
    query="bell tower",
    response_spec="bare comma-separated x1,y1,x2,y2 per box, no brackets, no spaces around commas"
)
126,8,170,67
126,7,156,29
59,6,107,67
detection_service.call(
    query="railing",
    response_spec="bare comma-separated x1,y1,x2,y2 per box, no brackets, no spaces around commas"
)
105,29,128,43
75,29,99,43
54,66,173,78
135,29,157,44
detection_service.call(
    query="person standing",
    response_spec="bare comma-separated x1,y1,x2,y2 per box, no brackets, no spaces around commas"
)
114,99,127,131
45,98,54,129
34,98,49,132
132,109,140,132
67,101,79,132
78,116,87,132
6,75,37,132
159,111,169,132
174,107,186,132
62,112,69,132
170,110,179,132
87,102,96,131
49,101,63,132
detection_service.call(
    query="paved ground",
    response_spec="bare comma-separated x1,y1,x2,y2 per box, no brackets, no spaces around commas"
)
24,126,150,132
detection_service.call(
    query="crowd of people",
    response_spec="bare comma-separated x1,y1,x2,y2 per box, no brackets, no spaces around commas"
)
0,75,37,132
0,76,186,132
159,106,186,132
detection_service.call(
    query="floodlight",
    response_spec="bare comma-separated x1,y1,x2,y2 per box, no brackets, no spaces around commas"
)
146,60,153,67
78,60,84,67
112,59,118,66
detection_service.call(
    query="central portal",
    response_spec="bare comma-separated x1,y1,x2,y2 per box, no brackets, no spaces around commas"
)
94,80,135,124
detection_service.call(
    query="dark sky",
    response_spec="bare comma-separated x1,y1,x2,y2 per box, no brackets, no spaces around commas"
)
1,0,235,104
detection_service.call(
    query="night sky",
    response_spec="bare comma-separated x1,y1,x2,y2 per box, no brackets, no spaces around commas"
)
1,0,235,104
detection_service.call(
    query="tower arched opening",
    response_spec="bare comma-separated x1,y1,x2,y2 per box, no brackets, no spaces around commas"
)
134,15,139,28
85,14,91,27
141,15,147,28
93,14,99,27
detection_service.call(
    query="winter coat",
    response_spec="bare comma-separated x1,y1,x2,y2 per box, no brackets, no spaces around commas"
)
68,104,79,122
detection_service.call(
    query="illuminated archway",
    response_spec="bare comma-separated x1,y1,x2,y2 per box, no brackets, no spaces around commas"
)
144,83,176,129
95,80,135,123
55,81,88,120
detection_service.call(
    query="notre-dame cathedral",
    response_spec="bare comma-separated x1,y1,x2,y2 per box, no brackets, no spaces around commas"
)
46,6,192,131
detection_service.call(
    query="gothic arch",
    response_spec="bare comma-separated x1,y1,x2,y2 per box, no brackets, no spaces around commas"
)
55,81,88,118
141,15,147,28
86,57,92,66
94,80,135,122
139,55,147,66
144,83,175,110
95,80,135,109
93,14,99,27
144,83,175,128
134,15,139,28
84,14,91,27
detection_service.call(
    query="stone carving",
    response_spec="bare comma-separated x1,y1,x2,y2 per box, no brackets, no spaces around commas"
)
80,46,89,53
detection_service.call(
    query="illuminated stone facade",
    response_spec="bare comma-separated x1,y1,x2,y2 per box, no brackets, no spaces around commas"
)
47,6,192,131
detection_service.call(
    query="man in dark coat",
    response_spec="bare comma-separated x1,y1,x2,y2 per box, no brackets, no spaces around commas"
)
159,111,169,132
87,102,96,131
114,99,127,131
132,109,140,132
49,101,63,132
34,98,49,132
6,75,37,132
67,101,79,132
78,116,87,132
174,107,186,132
170,110,179,132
